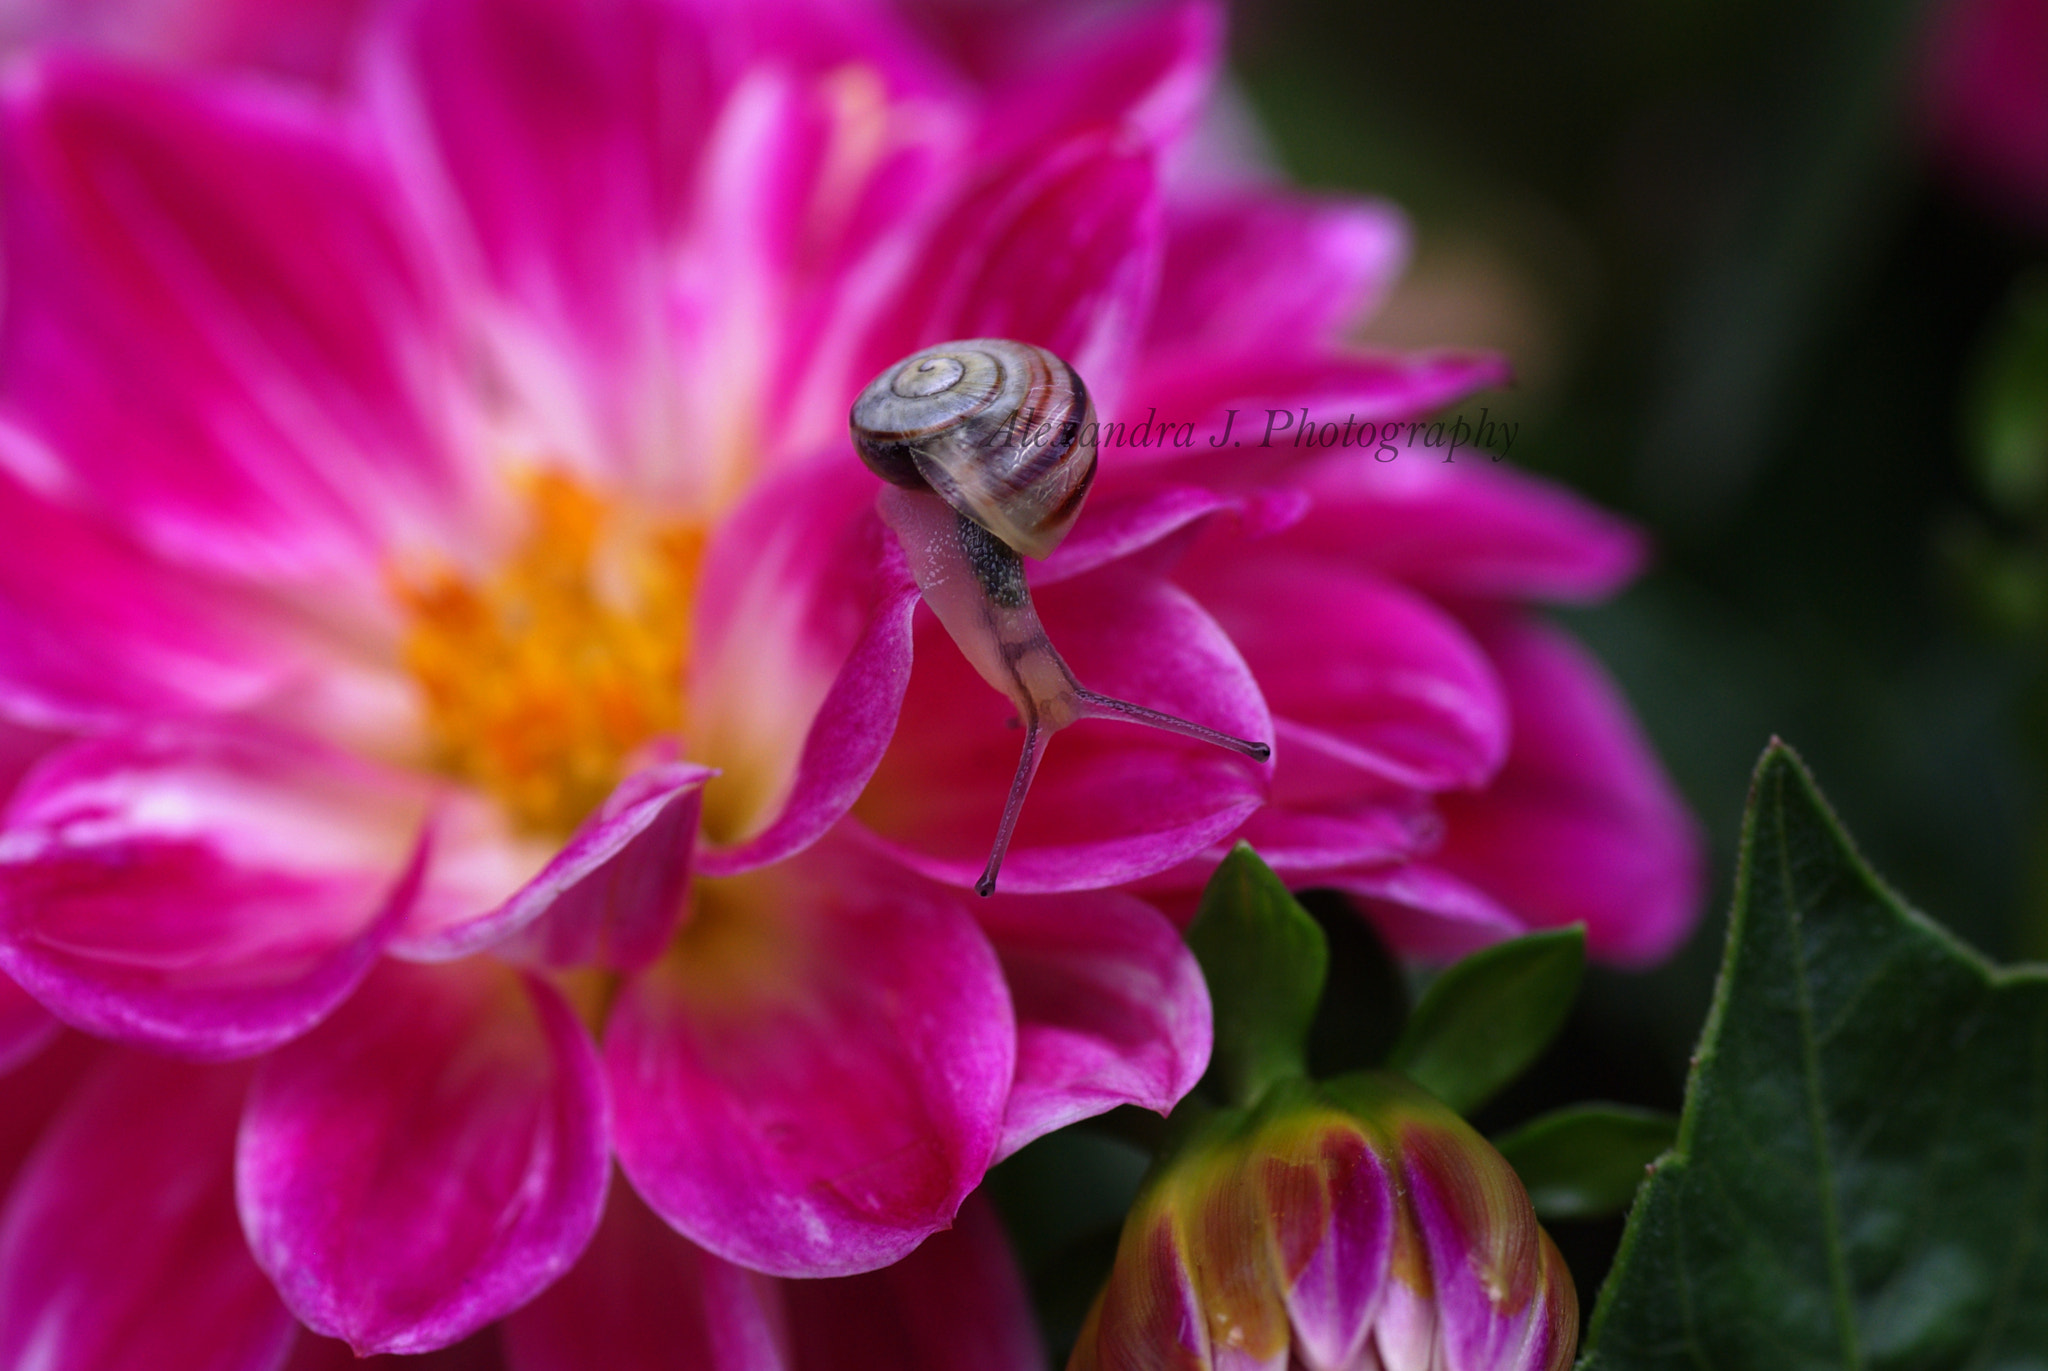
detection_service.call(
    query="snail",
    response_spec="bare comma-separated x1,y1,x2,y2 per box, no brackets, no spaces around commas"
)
850,338,1271,896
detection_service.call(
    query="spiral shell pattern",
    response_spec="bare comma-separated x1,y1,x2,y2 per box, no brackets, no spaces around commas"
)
849,338,1097,560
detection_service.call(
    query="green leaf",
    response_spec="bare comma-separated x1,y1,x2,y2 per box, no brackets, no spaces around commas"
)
1186,843,1328,1106
1387,926,1585,1115
1492,1104,1677,1221
1581,742,2048,1370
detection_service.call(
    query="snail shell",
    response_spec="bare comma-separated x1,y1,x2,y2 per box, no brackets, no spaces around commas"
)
849,339,1097,560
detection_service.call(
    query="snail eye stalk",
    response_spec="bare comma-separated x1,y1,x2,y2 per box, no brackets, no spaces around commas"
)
851,339,1271,896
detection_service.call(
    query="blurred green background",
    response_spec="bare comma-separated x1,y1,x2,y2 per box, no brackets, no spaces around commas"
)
1001,0,2048,1342
1228,0,2046,1308
1235,0,2040,1045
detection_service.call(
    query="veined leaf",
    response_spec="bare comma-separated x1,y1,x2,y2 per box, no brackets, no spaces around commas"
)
1581,742,2048,1369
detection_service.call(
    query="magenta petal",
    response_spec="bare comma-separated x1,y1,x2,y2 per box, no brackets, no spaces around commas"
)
696,570,920,877
1180,551,1509,791
1433,617,1705,966
862,136,1163,412
1227,790,1438,877
693,456,921,875
15,0,380,87
784,1195,1045,1371
0,1051,295,1371
607,839,1012,1277
980,0,1221,159
0,1033,94,1200
1031,483,1234,587
0,724,424,1058
0,972,56,1075
403,758,713,968
505,1184,788,1371
287,1328,507,1371
370,0,717,476
0,716,54,799
859,571,1269,893
1284,456,1648,604
974,890,1210,1159
1321,864,1526,962
1147,193,1409,361
0,57,470,583
0,455,298,729
238,959,610,1355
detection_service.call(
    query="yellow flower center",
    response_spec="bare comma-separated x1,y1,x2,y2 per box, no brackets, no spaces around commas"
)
395,471,704,836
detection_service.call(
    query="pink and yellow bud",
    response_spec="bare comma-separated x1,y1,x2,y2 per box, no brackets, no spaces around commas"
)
1070,1074,1576,1371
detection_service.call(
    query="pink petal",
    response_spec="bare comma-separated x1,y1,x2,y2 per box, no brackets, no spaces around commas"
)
0,971,56,1075
368,0,718,481
0,1051,295,1371
974,889,1210,1159
0,724,425,1058
1226,788,1438,878
3,0,380,87
403,757,713,968
0,56,472,585
0,452,299,730
1320,865,1526,963
1146,193,1409,361
859,135,1163,414
0,1033,94,1199
0,716,54,798
670,0,969,93
237,959,610,1355
1032,483,1235,587
693,456,920,876
783,1195,1045,1371
1178,550,1509,791
607,837,1012,1277
0,702,57,1076
752,80,971,460
858,571,1270,893
504,1184,789,1371
978,0,1222,160
1282,455,1648,604
287,1328,506,1371
1432,617,1704,966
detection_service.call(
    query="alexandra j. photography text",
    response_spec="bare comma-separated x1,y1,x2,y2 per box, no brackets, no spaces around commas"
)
984,405,1521,461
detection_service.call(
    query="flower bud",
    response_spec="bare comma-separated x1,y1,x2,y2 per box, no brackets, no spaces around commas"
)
1069,1073,1576,1371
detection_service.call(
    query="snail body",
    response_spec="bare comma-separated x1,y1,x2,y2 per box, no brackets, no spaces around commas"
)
851,340,1271,896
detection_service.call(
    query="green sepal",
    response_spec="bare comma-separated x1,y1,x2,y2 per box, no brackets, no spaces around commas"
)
1387,925,1586,1115
1186,843,1329,1108
1491,1104,1677,1221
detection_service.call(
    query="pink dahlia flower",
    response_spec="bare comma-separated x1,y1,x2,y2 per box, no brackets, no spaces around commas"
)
0,0,1697,1360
